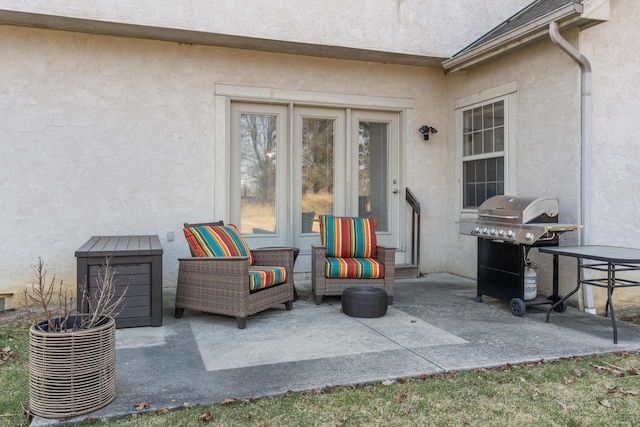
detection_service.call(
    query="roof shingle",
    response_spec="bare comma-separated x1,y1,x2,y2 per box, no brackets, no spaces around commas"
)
454,0,581,56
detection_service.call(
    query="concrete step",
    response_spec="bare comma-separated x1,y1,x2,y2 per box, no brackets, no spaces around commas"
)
395,263,420,279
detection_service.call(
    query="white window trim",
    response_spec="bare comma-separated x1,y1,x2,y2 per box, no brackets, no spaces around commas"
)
213,84,415,227
216,84,414,110
455,81,518,219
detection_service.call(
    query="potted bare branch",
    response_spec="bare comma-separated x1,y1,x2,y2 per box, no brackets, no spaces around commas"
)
24,258,126,420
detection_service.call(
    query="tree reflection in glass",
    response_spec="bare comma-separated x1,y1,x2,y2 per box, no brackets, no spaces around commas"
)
240,113,277,234
301,117,334,234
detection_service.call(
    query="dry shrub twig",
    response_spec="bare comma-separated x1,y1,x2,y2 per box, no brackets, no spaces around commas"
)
24,257,126,332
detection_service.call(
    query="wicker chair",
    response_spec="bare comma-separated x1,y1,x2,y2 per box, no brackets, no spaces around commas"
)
311,215,395,305
175,222,294,329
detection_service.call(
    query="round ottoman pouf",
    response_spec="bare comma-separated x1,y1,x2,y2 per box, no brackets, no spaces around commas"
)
342,287,388,318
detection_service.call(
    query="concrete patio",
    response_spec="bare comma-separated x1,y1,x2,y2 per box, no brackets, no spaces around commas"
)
32,273,640,425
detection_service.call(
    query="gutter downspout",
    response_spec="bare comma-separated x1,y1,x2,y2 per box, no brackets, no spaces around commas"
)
549,21,596,314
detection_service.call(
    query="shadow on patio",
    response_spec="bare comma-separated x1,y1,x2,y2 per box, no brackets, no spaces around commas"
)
32,273,640,425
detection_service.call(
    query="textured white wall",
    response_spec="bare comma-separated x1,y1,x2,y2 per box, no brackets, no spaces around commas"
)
440,33,584,299
582,0,640,248
0,25,444,305
0,0,531,58
580,0,640,310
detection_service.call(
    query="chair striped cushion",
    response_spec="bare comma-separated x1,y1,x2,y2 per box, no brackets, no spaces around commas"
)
249,266,287,291
319,215,377,258
325,257,385,279
183,224,254,265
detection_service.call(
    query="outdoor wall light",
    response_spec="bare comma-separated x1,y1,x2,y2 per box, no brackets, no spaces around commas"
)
419,125,438,140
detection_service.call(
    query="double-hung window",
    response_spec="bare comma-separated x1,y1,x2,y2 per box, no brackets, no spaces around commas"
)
457,81,516,212
462,100,505,208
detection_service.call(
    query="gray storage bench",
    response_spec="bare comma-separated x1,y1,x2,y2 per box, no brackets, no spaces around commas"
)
75,235,163,328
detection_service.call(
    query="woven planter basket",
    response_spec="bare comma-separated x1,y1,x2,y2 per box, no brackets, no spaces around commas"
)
29,315,116,419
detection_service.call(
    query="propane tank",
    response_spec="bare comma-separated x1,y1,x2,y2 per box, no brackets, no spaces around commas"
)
524,266,537,301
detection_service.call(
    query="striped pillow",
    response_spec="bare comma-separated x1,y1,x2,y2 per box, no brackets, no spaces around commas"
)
319,215,377,258
183,224,254,265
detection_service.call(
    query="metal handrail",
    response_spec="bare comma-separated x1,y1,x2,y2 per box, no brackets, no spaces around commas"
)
405,188,421,268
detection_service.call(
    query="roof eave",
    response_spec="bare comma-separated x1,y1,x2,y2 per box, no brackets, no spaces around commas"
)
442,3,589,74
0,9,445,67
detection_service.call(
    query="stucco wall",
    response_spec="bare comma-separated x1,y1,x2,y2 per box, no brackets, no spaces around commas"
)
0,25,445,305
580,0,640,312
441,31,584,301
0,0,531,58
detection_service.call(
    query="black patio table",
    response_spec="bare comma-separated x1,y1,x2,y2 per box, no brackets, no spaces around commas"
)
538,245,640,344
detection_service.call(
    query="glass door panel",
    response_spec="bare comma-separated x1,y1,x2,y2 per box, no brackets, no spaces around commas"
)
230,103,289,248
301,117,335,234
358,121,389,231
351,110,399,250
293,107,345,254
239,113,278,234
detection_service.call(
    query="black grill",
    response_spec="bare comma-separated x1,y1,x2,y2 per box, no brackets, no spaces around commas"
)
459,195,581,315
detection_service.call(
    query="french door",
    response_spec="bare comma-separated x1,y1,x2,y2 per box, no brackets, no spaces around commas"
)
230,102,401,270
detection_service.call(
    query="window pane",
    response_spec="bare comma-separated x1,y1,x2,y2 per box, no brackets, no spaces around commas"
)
487,182,497,200
463,133,472,156
474,159,484,183
464,183,475,208
475,184,485,208
463,161,473,184
471,107,483,131
496,157,504,181
240,113,277,234
301,117,334,234
487,158,497,181
494,101,504,126
483,129,493,153
495,126,504,152
359,121,389,231
463,110,473,133
483,104,494,128
472,131,483,155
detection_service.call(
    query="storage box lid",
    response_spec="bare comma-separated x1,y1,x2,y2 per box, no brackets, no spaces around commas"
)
75,235,163,257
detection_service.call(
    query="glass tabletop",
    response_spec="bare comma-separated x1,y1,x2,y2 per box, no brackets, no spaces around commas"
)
538,245,640,264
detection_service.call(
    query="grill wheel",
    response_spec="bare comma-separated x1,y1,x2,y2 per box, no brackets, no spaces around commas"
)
510,298,526,316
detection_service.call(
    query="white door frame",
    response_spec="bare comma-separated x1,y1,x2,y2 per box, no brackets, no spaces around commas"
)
214,84,415,270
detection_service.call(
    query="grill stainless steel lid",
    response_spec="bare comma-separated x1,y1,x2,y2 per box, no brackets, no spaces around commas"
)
459,195,581,245
475,195,558,224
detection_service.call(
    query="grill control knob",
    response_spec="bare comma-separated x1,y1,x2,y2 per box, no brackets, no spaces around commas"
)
525,232,534,241
507,230,514,238
490,228,497,235
498,229,505,236
473,227,480,234
482,227,488,234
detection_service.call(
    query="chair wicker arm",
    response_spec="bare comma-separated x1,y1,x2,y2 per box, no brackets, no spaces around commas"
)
176,257,251,297
311,245,327,299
